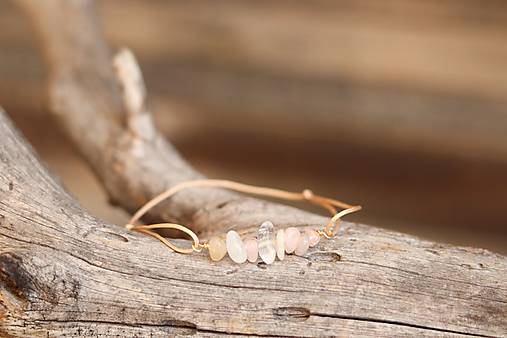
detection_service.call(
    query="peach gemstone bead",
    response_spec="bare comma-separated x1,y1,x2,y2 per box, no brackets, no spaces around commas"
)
276,229,285,261
245,238,258,263
295,233,310,256
305,229,320,247
284,227,300,253
208,236,227,262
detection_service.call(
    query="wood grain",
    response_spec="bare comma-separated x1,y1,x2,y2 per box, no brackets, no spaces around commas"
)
0,108,506,337
4,0,507,242
2,1,506,335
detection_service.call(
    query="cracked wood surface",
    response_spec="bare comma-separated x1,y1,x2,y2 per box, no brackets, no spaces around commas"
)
5,0,507,336
0,108,506,337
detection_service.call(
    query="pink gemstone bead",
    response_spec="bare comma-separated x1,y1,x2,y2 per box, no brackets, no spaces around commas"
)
244,238,258,263
284,227,300,254
295,233,310,256
305,229,320,247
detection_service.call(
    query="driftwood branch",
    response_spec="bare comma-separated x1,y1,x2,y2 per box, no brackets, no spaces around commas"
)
0,108,506,337
20,0,290,237
18,0,336,239
18,0,198,226
4,0,507,336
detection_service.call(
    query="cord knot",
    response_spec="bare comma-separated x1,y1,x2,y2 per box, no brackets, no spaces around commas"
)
302,189,314,200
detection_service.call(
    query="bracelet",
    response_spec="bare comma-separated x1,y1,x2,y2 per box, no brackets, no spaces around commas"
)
125,179,361,264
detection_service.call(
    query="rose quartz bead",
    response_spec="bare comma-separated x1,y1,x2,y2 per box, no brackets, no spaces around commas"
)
244,238,258,263
305,229,320,247
284,227,300,254
295,233,310,256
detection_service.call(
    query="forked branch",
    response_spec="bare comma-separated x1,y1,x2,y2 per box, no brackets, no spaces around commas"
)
4,0,507,336
0,107,505,336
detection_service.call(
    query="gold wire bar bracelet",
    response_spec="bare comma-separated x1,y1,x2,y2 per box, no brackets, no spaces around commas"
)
125,179,362,263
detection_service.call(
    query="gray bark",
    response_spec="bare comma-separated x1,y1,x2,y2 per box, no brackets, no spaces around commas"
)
0,108,506,337
2,0,506,336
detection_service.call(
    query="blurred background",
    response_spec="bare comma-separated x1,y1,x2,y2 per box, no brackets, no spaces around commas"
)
1,1,506,254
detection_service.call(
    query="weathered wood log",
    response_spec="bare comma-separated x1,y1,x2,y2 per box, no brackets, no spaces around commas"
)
0,107,506,337
3,0,506,336
2,0,507,250
18,0,332,237
18,0,205,231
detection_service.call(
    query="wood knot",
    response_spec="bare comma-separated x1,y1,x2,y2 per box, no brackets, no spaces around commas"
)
273,307,310,321
162,320,197,335
307,251,341,262
256,262,267,269
0,252,61,307
100,230,129,242
0,252,32,301
85,228,129,242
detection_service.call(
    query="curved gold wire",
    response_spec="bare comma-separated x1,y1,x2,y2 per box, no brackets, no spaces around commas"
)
125,179,362,254
127,223,200,254
324,205,362,237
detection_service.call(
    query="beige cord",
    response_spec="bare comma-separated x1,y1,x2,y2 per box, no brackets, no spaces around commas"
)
125,179,361,254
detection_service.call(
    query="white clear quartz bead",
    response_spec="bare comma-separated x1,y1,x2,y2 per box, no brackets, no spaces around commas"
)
226,230,247,264
258,221,277,264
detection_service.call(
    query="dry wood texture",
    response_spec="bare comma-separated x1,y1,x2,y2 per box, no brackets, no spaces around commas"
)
0,106,506,337
0,0,506,336
3,0,507,250
17,0,333,238
0,1,505,336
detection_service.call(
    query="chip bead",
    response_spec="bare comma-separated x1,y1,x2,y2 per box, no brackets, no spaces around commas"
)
245,238,259,263
284,227,300,254
208,236,227,261
226,230,247,263
295,233,310,256
258,221,276,264
276,229,285,261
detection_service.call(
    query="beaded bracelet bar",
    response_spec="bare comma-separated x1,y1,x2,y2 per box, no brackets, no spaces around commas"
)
125,179,361,264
